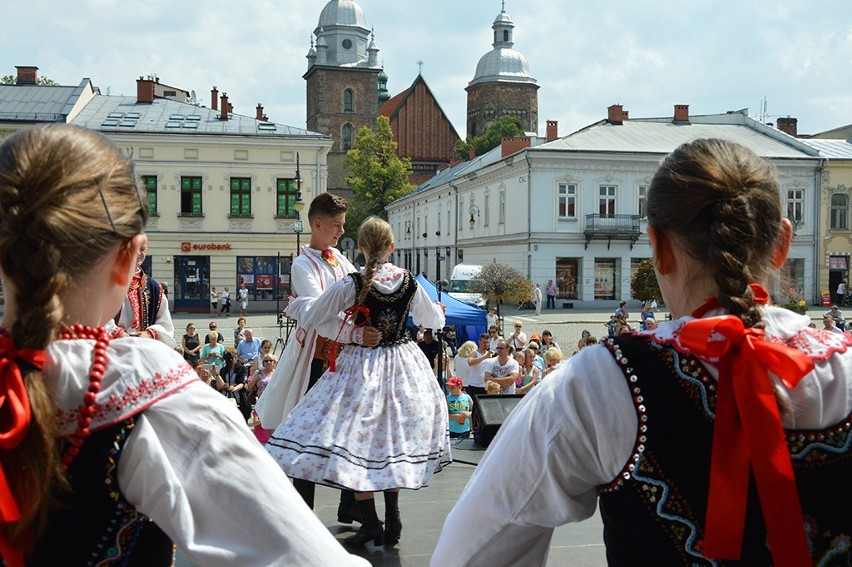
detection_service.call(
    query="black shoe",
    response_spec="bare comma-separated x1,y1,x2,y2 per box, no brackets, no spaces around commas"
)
383,510,402,545
344,524,384,547
343,497,383,547
337,491,363,524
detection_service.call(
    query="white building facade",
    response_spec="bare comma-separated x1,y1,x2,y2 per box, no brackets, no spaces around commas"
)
387,107,823,307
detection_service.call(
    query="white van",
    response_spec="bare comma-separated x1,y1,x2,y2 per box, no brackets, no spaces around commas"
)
448,264,485,307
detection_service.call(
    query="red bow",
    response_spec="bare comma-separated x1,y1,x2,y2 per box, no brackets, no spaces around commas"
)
679,289,813,567
328,306,370,372
0,334,44,528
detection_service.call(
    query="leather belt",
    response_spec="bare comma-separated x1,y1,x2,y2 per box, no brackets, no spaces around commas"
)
314,335,343,362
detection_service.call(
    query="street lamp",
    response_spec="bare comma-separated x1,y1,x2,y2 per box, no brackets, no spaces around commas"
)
468,204,480,228
294,152,305,254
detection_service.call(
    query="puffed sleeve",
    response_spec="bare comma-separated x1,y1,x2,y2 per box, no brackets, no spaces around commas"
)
409,281,446,330
118,381,370,567
431,345,637,566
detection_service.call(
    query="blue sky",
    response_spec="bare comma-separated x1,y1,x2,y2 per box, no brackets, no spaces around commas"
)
3,0,850,136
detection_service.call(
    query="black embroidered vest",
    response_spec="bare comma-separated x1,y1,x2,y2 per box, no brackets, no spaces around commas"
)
351,271,417,346
28,419,174,566
598,334,852,566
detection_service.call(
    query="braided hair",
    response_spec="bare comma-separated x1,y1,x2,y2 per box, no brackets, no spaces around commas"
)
354,217,395,308
0,124,147,545
646,138,782,328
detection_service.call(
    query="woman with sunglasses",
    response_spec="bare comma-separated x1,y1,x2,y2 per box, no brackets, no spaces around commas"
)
248,353,277,444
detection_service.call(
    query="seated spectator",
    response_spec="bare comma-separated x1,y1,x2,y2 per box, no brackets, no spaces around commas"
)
640,304,655,330
644,318,658,330
204,321,225,344
826,305,845,330
484,340,520,395
517,350,540,395
200,331,226,371
234,316,247,348
447,377,472,438
526,340,546,377
236,328,261,366
217,351,251,422
540,330,560,353
823,315,843,334
542,348,563,379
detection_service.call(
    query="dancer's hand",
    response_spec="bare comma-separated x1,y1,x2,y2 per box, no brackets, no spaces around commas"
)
362,326,382,347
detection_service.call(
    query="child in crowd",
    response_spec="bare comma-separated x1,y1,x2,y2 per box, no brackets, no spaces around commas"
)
485,380,501,395
447,377,472,438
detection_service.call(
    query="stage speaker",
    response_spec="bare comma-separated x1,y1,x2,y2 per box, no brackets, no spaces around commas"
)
472,394,524,447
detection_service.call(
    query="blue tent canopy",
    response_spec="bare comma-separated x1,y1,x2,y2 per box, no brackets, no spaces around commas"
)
413,274,487,345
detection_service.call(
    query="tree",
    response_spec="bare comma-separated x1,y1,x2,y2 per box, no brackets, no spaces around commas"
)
1,75,57,85
343,115,414,239
630,259,662,303
454,116,524,161
469,262,532,315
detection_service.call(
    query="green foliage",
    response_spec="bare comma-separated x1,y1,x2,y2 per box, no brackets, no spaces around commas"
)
343,115,414,238
454,116,524,161
630,259,662,303
1,74,57,85
469,262,532,314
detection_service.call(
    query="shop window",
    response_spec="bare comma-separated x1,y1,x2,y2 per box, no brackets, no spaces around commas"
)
555,258,579,299
237,255,293,300
594,258,617,300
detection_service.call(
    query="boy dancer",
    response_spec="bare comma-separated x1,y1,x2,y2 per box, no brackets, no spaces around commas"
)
256,193,380,520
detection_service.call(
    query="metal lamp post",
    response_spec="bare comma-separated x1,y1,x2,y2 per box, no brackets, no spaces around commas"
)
294,152,305,253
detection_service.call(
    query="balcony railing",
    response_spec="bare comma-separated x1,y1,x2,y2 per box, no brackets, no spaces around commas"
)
584,214,641,249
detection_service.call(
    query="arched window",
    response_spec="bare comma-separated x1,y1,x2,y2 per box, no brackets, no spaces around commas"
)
831,193,848,230
342,123,354,151
343,89,354,112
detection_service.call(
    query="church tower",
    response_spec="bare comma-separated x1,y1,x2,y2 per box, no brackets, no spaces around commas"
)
305,0,384,199
466,3,538,138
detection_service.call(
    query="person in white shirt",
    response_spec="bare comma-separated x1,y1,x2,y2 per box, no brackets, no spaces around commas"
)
508,322,527,350
487,325,503,351
483,340,520,394
486,306,499,332
533,283,543,316
466,333,494,400
255,192,380,521
432,138,851,567
238,282,249,316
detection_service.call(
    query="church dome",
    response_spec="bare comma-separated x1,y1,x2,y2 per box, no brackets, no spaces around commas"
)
317,0,368,31
470,48,535,86
469,8,536,87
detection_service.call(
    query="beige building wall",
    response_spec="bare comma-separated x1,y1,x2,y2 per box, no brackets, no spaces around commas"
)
818,160,852,304
104,132,332,311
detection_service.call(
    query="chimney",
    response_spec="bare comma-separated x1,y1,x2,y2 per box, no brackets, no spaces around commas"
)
673,104,689,123
211,87,219,110
607,104,624,125
136,76,154,104
546,120,558,142
777,117,798,137
256,103,265,121
501,136,532,158
220,93,229,120
15,66,38,85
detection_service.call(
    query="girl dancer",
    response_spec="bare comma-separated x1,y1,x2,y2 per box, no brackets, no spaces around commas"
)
268,217,451,547
0,124,366,566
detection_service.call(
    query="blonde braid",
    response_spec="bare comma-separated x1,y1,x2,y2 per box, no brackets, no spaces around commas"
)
355,217,395,307
0,124,147,548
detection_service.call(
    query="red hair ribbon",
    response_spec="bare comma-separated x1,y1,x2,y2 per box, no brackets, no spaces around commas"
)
679,284,813,567
328,305,370,372
0,334,44,524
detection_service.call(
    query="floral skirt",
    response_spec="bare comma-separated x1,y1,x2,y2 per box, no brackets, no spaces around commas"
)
266,341,451,492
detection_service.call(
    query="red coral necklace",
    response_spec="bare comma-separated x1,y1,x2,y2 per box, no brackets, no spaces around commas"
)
56,324,111,468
